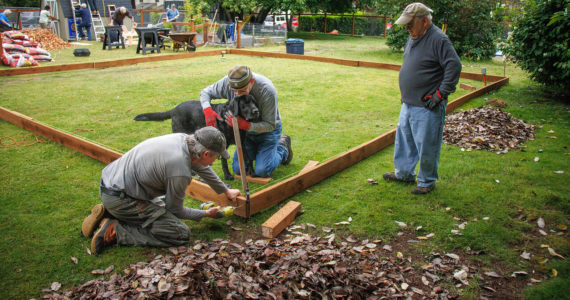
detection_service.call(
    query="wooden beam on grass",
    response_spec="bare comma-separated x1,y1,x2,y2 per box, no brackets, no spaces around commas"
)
460,83,476,91
261,201,302,238
233,129,397,217
0,106,227,204
0,106,122,164
232,76,510,217
0,50,223,77
298,160,319,175
234,174,272,184
446,77,509,113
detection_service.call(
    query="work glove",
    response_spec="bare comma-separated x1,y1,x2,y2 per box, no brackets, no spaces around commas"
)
224,112,251,131
203,107,221,127
423,90,443,110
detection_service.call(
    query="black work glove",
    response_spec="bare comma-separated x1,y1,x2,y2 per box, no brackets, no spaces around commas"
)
423,90,443,110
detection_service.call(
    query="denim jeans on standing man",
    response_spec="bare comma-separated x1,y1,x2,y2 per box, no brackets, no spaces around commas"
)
393,100,447,187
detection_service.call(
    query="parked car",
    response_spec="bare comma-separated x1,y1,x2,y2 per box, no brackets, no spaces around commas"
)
263,14,287,28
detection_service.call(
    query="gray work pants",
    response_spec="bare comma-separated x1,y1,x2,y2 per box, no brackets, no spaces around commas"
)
99,190,190,247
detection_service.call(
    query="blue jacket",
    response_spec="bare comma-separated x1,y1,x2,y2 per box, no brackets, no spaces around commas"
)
78,8,92,24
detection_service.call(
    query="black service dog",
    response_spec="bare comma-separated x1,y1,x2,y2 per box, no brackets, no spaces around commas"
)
134,95,261,180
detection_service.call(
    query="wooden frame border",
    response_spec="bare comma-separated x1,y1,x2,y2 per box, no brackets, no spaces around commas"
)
0,51,509,218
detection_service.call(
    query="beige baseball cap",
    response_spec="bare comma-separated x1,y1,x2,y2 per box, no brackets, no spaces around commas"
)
394,2,433,25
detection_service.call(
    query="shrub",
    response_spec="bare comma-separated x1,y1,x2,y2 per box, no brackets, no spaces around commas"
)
386,25,408,52
298,15,387,36
378,0,504,60
504,0,570,95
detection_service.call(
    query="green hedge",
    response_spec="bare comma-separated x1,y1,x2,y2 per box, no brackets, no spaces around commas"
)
298,15,387,36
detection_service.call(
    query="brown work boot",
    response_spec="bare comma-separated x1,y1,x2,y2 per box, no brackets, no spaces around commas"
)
382,172,415,184
411,184,436,195
91,218,117,254
279,135,293,165
82,204,106,237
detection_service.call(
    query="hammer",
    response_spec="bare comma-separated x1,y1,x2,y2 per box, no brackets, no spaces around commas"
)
231,116,250,220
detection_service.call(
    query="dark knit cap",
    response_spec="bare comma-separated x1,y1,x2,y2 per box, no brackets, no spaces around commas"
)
228,65,252,89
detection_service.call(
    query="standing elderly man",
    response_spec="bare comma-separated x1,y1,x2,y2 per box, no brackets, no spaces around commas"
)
81,127,241,254
77,4,92,41
383,2,461,194
200,65,292,178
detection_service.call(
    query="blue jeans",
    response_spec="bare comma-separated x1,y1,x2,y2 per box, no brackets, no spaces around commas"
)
393,101,447,187
232,122,288,177
78,22,92,40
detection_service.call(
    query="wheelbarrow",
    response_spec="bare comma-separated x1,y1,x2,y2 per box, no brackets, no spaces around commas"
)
159,32,197,52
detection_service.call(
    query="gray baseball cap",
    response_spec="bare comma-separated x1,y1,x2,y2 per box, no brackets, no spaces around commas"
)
228,65,252,90
195,127,230,159
395,2,433,25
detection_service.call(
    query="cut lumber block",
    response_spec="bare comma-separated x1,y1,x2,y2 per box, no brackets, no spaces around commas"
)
262,201,302,238
299,160,319,175
234,174,272,184
460,83,476,91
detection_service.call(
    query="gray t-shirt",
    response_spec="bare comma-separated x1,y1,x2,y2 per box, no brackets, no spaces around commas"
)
200,72,281,134
101,133,228,220
399,25,462,107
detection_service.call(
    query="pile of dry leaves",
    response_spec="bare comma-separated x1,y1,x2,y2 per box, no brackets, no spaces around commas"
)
21,28,72,51
41,227,499,299
443,106,535,153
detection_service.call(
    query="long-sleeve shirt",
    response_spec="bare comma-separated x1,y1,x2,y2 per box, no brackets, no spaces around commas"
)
200,73,281,134
78,8,91,24
112,10,132,24
166,8,179,22
101,133,228,221
399,25,462,107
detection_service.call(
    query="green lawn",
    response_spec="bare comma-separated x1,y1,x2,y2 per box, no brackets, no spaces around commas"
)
1,35,568,299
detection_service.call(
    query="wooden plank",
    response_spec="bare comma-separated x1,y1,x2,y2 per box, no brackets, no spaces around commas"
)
358,61,401,71
234,129,397,217
0,106,227,204
459,83,476,91
298,160,319,175
0,51,223,77
234,174,272,184
229,49,359,67
0,62,95,77
0,106,122,164
261,201,302,238
446,77,509,113
233,77,510,217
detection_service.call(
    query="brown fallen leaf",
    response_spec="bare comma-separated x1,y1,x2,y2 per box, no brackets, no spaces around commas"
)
91,269,105,275
104,265,114,274
367,178,378,185
70,257,78,264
